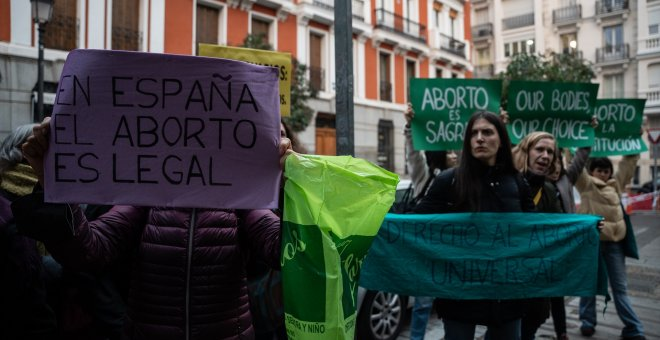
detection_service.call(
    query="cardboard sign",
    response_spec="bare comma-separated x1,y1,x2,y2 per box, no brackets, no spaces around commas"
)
45,49,282,209
591,99,648,157
199,44,292,116
409,78,502,150
507,81,599,147
360,213,602,299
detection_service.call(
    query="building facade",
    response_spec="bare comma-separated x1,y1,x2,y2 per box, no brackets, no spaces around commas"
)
471,0,660,184
0,0,473,175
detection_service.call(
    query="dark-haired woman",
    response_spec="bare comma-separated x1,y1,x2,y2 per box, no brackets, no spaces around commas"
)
414,111,534,340
576,155,646,340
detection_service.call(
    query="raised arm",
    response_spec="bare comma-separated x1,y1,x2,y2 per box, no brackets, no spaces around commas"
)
565,147,591,185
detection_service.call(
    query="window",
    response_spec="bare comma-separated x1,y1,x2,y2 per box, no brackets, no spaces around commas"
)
452,73,458,78
435,68,443,78
379,52,392,102
112,0,141,51
309,32,325,92
649,7,660,35
196,4,221,45
476,48,490,65
475,8,488,25
504,39,535,58
603,74,624,98
251,16,271,45
377,120,394,171
649,64,660,88
560,32,578,55
406,59,416,102
43,0,77,50
603,24,623,51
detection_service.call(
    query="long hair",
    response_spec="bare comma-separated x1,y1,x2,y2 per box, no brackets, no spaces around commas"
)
0,124,36,175
455,111,516,211
281,119,307,154
512,131,557,176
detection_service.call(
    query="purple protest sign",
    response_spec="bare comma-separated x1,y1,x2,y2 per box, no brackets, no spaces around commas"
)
44,49,281,209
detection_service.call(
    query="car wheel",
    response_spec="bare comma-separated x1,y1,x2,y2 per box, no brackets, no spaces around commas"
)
356,290,408,340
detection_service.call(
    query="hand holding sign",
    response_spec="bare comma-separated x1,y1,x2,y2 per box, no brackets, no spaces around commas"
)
22,117,51,186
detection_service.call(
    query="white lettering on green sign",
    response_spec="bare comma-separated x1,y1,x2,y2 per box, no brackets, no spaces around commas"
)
425,121,466,143
595,103,636,123
594,138,642,152
511,118,589,140
421,86,489,111
550,89,590,111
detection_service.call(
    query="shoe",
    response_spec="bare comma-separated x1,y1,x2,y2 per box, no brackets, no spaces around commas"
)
580,326,595,337
621,336,646,340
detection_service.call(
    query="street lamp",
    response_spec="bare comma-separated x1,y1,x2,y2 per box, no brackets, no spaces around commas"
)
31,0,54,122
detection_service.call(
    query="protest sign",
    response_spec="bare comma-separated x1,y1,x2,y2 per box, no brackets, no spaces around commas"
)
591,99,648,157
409,78,501,150
360,212,602,299
45,49,282,209
199,43,291,116
281,154,397,340
507,81,599,147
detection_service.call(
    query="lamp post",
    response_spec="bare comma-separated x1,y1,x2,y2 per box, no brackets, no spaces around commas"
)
31,0,54,123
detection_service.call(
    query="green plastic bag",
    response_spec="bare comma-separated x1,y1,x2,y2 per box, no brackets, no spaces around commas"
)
281,154,398,340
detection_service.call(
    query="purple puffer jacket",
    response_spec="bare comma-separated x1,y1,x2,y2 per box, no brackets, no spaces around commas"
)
46,205,281,340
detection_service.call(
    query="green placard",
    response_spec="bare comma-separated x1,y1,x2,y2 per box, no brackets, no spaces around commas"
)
591,99,648,157
410,78,502,150
360,213,602,299
507,81,599,147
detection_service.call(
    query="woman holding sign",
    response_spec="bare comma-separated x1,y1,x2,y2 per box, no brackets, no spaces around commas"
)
512,132,563,340
11,117,294,340
414,111,535,340
576,155,646,340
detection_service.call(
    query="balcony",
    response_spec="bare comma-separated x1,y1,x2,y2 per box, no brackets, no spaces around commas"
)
638,35,660,56
312,0,333,9
474,64,494,79
375,8,427,42
553,5,581,25
595,44,629,64
380,81,392,102
438,33,466,58
352,0,365,20
643,89,660,110
309,66,325,92
595,0,628,16
472,23,493,41
503,13,534,30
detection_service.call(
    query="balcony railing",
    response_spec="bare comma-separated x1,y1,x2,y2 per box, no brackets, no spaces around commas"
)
309,66,325,92
313,0,333,9
112,26,142,51
43,14,78,51
380,81,392,102
596,44,629,63
553,4,581,24
503,13,534,30
352,0,365,20
375,8,427,42
639,35,660,54
472,23,493,40
596,0,628,15
474,64,494,79
438,33,466,58
642,89,660,107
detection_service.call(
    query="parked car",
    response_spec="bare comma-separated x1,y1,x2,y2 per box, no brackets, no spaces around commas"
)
356,178,414,340
638,178,660,194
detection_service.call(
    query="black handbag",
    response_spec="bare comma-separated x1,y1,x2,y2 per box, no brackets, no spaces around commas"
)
620,203,639,259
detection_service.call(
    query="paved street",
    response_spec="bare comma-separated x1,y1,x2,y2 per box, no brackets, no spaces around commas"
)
397,212,660,340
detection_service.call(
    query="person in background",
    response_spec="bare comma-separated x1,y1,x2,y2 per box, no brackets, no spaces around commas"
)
404,104,458,340
512,132,562,340
545,146,591,340
0,124,58,340
12,117,293,340
576,154,646,340
414,111,534,340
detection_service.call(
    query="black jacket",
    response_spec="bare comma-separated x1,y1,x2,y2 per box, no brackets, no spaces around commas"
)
413,166,535,326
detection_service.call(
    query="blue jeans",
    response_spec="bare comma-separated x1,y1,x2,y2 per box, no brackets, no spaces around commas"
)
410,296,433,340
444,318,521,340
579,241,644,338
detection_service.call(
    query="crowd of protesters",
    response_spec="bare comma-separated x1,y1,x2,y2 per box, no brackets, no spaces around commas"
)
0,101,648,340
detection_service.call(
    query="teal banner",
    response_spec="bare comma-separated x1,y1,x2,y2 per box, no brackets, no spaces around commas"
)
359,213,602,299
409,78,502,150
507,81,599,147
591,99,648,157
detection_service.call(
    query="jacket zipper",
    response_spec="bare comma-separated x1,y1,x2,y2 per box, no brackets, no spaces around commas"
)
185,208,197,340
